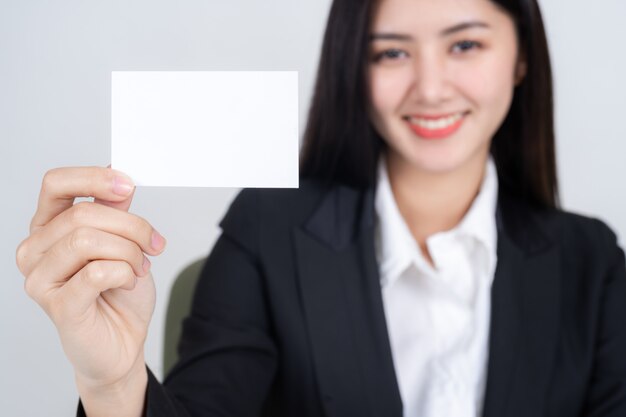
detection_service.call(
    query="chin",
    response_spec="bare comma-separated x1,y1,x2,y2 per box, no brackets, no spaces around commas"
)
407,155,467,175
389,136,486,176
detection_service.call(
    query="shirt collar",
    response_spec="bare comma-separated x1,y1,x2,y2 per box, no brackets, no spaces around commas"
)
374,154,499,287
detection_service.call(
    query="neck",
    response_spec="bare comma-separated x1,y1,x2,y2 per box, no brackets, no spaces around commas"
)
385,149,489,249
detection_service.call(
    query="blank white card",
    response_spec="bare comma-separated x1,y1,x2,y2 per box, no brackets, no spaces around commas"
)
111,71,299,188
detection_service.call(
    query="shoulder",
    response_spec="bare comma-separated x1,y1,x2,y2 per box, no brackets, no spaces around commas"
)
221,178,332,226
500,185,620,254
535,207,623,271
217,178,337,252
499,188,622,270
540,208,619,251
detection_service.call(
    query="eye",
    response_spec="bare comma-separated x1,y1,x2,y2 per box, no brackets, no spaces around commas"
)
372,48,409,63
450,40,482,54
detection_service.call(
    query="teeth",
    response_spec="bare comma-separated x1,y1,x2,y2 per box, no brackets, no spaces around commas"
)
408,112,464,130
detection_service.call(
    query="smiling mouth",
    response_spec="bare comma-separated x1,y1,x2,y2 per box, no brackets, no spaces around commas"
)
403,111,470,139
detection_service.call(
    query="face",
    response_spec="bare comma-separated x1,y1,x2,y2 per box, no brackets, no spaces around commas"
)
368,0,526,175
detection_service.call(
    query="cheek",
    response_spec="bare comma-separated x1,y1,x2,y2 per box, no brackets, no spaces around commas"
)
369,68,413,117
454,55,517,115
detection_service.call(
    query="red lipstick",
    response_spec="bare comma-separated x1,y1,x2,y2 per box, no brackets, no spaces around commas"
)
405,112,467,140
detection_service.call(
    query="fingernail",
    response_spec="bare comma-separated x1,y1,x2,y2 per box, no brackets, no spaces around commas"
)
113,175,134,196
151,230,166,252
142,256,151,274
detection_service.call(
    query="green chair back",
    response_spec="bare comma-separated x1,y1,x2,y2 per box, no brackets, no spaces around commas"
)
163,258,206,376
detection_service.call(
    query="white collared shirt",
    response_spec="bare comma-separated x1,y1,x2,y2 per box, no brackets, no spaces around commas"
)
374,156,499,417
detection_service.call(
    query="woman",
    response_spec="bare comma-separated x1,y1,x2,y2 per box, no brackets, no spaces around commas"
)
16,0,626,416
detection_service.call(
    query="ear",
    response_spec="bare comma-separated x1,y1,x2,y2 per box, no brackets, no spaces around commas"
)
515,57,527,86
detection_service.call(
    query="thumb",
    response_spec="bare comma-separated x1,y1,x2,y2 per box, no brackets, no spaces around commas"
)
94,187,135,212
94,164,135,212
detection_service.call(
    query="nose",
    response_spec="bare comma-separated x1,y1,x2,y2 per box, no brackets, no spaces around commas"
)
409,52,450,105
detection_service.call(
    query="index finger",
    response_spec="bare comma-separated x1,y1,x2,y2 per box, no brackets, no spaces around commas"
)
30,166,135,234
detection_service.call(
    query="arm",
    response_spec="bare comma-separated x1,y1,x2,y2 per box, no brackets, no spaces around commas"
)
76,189,277,417
157,229,278,416
582,223,626,416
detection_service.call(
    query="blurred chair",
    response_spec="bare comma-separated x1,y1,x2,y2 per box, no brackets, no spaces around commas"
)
163,258,206,376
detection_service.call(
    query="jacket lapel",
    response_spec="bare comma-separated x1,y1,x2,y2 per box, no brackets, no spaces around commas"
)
293,184,402,417
482,190,561,417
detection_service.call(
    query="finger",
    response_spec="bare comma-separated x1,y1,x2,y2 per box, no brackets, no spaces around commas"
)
94,186,136,212
94,163,135,211
24,227,150,302
22,201,164,270
57,260,138,319
31,167,135,234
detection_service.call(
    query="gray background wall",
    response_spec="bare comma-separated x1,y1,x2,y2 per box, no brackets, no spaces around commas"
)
1,0,624,415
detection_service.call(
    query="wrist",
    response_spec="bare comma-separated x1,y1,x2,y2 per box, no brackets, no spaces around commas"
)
76,355,148,417
75,353,147,399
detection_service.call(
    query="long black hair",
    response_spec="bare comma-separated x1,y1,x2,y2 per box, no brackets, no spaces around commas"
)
299,0,559,209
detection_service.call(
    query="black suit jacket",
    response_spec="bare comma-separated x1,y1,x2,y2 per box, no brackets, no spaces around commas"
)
78,179,626,417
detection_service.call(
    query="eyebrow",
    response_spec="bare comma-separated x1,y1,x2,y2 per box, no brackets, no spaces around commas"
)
369,21,491,41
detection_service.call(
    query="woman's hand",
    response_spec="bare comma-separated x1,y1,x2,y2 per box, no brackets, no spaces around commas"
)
16,167,166,390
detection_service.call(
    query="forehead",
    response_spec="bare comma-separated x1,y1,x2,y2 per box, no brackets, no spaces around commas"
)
371,0,510,33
